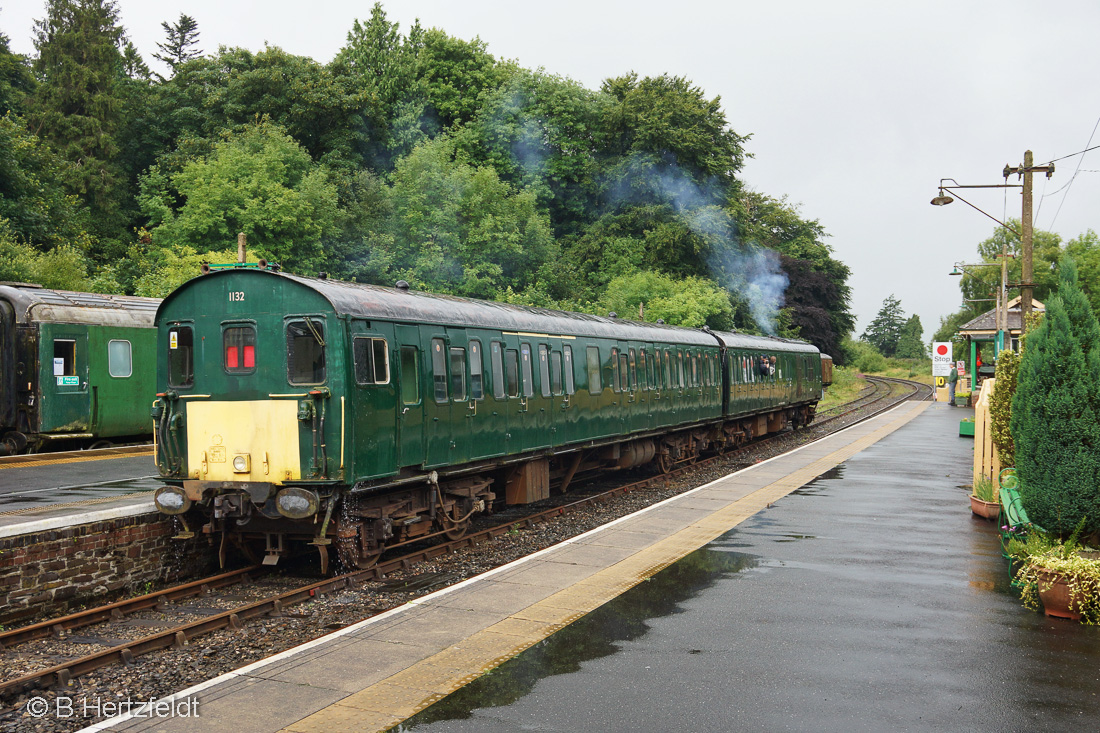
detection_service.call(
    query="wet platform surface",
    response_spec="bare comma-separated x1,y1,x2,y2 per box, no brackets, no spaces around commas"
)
398,402,1100,732
83,400,967,733
0,448,157,536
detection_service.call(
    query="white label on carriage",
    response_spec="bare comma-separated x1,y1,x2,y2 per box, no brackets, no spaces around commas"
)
170,331,178,349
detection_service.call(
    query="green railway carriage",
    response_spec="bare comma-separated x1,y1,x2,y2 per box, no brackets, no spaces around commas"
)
151,266,825,571
0,282,159,454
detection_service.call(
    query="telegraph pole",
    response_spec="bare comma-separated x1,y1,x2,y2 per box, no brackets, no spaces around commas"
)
1003,151,1055,318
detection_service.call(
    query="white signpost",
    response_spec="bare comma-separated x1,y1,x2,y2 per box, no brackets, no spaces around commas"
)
932,342,952,378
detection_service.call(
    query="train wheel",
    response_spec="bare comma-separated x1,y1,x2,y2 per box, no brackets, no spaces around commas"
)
440,509,470,541
656,452,673,475
335,521,384,570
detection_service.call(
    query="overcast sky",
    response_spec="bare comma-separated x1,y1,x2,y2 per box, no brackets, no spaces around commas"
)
3,0,1098,339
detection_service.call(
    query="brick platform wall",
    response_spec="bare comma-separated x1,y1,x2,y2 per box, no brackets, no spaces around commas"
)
0,513,216,625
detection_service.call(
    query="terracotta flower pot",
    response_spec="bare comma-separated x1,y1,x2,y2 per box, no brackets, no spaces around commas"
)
969,495,1001,521
1036,570,1083,620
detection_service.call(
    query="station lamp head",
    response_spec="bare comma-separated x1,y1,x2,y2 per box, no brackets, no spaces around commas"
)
949,266,963,276
930,189,955,206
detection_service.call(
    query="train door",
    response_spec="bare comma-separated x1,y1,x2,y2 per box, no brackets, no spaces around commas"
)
464,332,500,461
393,325,425,470
0,299,16,432
552,341,579,446
444,327,474,462
39,325,89,433
625,343,647,434
527,341,554,450
348,320,397,479
422,328,461,468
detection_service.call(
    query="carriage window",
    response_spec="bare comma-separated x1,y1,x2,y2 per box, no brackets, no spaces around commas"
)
353,337,389,385
610,348,621,393
691,353,698,387
539,345,551,397
638,350,647,390
286,320,325,383
167,327,194,388
677,351,685,388
563,345,575,395
621,352,630,390
655,351,663,389
521,343,534,397
52,339,76,378
226,325,257,375
469,340,484,400
108,340,132,378
551,350,563,395
505,349,519,397
587,346,602,395
491,342,505,399
431,339,448,403
450,347,466,401
400,346,419,405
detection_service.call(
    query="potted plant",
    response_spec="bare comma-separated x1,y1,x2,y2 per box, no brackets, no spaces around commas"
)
969,475,1000,520
1007,522,1100,622
955,389,971,407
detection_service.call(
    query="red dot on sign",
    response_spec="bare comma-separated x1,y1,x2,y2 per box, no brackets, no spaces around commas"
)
936,345,949,355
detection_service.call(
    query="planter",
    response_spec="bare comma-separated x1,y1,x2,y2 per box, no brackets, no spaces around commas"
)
955,394,971,407
969,495,1001,520
1036,570,1083,620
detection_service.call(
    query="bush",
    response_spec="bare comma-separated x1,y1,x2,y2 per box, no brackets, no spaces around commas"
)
1011,259,1100,538
841,338,886,373
990,348,1020,467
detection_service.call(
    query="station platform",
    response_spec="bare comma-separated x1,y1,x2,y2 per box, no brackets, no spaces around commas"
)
0,447,157,537
83,400,932,733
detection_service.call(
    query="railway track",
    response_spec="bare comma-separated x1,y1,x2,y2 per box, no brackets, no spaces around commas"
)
0,376,930,710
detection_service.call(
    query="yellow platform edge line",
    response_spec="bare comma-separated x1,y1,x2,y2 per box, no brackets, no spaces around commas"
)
0,449,154,469
281,402,929,733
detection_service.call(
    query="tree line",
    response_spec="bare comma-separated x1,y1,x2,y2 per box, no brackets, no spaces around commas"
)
0,1,855,360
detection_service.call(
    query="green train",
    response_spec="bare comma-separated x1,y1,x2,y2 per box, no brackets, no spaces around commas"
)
0,282,159,454
151,265,830,572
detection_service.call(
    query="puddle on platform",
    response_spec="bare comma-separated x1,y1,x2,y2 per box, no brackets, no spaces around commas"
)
392,546,758,731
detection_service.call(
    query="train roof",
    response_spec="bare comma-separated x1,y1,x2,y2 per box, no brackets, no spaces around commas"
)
0,282,160,327
159,268,819,354
710,329,820,354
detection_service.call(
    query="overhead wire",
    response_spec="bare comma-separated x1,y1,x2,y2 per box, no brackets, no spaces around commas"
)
1047,115,1100,230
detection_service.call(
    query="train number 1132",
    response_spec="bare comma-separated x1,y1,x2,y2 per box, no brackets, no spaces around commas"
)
229,291,245,302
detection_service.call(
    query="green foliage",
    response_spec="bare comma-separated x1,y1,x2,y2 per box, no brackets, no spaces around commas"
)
960,220,1062,308
1010,524,1100,623
973,474,996,503
28,0,129,251
0,218,96,290
990,348,1020,466
0,113,89,249
841,338,886,373
598,271,734,330
130,245,247,298
861,294,905,357
357,136,554,298
0,28,35,116
138,119,338,269
895,314,926,359
1011,259,1100,537
153,13,201,73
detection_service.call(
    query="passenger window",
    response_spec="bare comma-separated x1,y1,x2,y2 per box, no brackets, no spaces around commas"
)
167,326,194,388
53,339,76,377
108,340,132,378
691,353,698,387
563,345,575,395
655,351,663,389
587,346,602,395
227,325,258,375
551,350,563,395
677,351,685,388
521,343,534,397
539,345,551,397
286,320,323,383
638,350,647,390
469,340,484,400
620,352,630,390
492,342,505,399
400,346,419,405
505,349,519,397
610,348,621,393
353,337,390,385
450,347,466,401
431,339,448,403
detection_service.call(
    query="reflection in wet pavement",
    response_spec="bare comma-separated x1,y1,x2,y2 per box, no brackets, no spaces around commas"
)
396,547,759,730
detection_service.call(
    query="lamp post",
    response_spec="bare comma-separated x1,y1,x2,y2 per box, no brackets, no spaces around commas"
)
949,259,1011,353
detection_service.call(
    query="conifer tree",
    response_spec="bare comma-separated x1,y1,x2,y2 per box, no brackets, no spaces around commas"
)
28,0,127,254
153,14,201,74
1011,258,1100,536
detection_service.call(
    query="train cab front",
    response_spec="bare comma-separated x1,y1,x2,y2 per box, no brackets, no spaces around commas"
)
151,268,342,570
